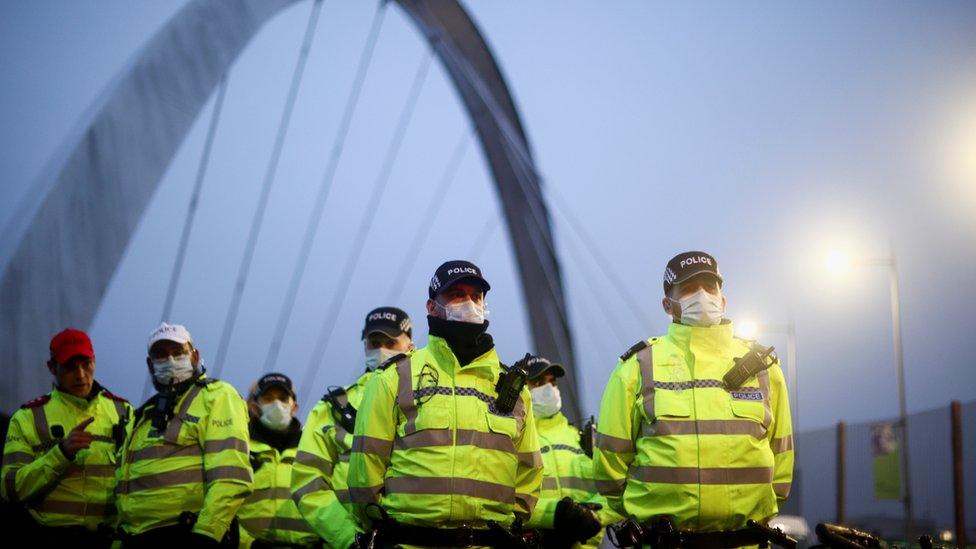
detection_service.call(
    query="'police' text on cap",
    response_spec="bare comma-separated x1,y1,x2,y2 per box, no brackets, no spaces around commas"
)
362,306,412,340
429,260,491,299
663,251,723,294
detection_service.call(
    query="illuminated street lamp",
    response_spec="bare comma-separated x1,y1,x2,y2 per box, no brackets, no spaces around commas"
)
824,245,913,535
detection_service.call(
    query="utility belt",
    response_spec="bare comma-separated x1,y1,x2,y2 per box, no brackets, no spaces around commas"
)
119,512,239,548
364,521,531,548
20,505,116,547
608,516,796,549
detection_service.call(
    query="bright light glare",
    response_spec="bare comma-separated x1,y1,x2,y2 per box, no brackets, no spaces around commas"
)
737,320,760,340
824,249,853,276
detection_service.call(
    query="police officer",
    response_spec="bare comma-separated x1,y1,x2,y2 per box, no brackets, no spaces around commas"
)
237,373,319,548
522,355,614,549
1,328,132,547
116,322,252,547
594,251,794,548
347,260,544,547
292,306,415,548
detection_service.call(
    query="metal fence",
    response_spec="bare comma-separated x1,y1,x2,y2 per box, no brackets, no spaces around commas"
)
784,400,975,543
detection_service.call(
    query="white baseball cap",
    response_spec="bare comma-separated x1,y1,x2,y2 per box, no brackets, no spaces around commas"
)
148,322,193,351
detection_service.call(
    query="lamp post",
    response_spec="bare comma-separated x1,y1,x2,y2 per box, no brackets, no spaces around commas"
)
825,246,913,537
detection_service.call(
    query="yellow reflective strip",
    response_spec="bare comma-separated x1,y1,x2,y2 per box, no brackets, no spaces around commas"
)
456,429,515,453
772,435,794,454
518,450,543,468
291,477,328,504
3,451,34,465
643,419,767,438
34,499,115,516
757,370,772,428
203,437,248,454
353,435,395,455
555,476,596,491
385,476,514,504
395,357,418,435
128,443,201,462
204,465,251,483
395,429,451,449
294,450,334,475
594,478,625,496
637,346,655,420
542,477,558,490
596,433,633,453
518,492,538,510
629,465,774,484
246,486,293,502
117,468,204,494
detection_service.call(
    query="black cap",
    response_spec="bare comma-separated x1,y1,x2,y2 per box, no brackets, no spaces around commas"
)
255,372,295,398
428,260,491,299
523,354,566,381
663,251,723,294
362,306,412,340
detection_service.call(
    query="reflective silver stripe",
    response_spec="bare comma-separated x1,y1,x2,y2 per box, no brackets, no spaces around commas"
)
128,443,202,463
348,484,383,504
246,486,292,502
512,394,526,433
757,370,772,429
291,477,328,504
641,419,767,438
2,452,34,465
774,481,791,498
385,476,514,504
66,464,116,478
542,477,558,490
334,421,351,448
517,492,538,510
203,437,248,454
353,435,395,456
91,435,116,444
637,346,655,420
164,385,204,443
239,516,313,533
630,465,774,484
32,405,51,445
395,357,418,435
294,451,334,476
34,499,115,516
112,399,127,423
542,476,595,492
117,468,204,494
204,465,251,483
456,429,515,453
4,469,20,502
596,433,633,453
339,452,350,462
772,435,794,454
395,429,452,449
337,489,352,503
594,478,626,496
518,450,543,468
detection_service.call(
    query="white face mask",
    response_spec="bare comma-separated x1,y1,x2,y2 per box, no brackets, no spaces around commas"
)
672,288,725,327
365,347,400,372
437,299,488,324
259,400,293,431
530,383,562,418
152,355,195,386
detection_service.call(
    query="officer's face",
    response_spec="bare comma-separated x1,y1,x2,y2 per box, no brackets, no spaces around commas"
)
364,332,414,353
257,386,298,415
661,274,725,317
146,340,201,374
48,356,95,398
527,372,556,389
426,281,485,317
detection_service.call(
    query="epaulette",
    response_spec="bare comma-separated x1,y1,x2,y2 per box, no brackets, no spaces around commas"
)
379,352,409,371
619,338,656,361
100,389,129,403
20,395,51,409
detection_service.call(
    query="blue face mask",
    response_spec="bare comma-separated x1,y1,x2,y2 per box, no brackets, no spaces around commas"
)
437,299,488,324
672,289,724,327
365,347,400,372
151,355,194,386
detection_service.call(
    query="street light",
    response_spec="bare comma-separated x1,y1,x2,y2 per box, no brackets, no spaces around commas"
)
824,245,913,536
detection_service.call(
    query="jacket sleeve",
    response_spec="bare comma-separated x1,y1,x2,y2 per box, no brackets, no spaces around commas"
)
593,358,641,516
513,391,544,520
193,385,253,541
347,371,397,526
1,408,72,503
291,402,363,549
768,363,794,502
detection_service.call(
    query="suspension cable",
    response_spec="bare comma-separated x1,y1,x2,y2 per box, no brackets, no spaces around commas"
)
141,74,230,402
211,0,324,377
262,2,389,374
384,132,470,304
297,49,434,404
467,215,498,262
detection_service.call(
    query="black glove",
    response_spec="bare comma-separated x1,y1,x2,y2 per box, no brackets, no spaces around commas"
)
553,497,602,543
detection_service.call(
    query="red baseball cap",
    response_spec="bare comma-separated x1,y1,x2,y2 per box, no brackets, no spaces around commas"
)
49,328,95,365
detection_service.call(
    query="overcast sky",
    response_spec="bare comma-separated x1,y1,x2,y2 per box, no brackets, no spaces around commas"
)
2,1,975,432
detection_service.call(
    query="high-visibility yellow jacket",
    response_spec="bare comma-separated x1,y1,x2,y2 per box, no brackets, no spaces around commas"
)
528,412,620,548
116,376,253,542
237,420,319,548
291,370,372,549
594,322,794,531
347,336,544,528
1,383,132,531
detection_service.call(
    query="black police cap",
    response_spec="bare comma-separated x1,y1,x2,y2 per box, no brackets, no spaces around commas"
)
361,306,412,340
428,260,491,299
663,251,723,294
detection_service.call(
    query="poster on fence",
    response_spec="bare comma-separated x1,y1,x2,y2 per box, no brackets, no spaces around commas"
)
871,422,902,500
